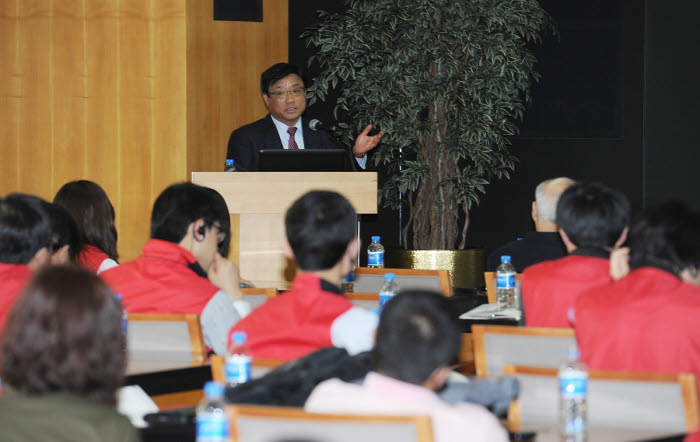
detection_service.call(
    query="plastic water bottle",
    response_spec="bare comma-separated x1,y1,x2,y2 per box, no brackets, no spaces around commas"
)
559,346,588,442
224,158,237,172
367,236,384,268
196,381,229,442
225,331,251,388
379,273,399,308
496,255,516,309
115,294,127,335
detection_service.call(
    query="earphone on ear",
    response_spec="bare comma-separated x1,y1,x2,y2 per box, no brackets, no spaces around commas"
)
197,225,205,237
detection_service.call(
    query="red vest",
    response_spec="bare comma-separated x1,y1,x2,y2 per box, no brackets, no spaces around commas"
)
100,239,218,314
575,267,700,379
0,263,32,335
229,273,354,361
521,254,611,327
78,245,111,273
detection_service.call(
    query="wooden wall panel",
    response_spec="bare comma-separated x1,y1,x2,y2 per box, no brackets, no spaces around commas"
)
0,0,20,192
0,0,289,261
84,0,120,195
151,0,187,202
117,0,155,260
52,0,87,189
18,1,53,199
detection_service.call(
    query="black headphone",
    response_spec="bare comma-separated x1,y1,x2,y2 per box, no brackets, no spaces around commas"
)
194,224,206,241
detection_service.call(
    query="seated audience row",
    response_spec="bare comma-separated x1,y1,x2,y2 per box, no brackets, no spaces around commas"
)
575,201,700,381
521,181,630,327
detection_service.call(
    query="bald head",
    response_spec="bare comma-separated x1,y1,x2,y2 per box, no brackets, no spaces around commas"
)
533,177,575,231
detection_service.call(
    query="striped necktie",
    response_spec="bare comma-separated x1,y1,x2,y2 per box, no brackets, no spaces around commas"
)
287,126,299,150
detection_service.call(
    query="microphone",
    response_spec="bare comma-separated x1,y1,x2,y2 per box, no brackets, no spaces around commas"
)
309,119,336,132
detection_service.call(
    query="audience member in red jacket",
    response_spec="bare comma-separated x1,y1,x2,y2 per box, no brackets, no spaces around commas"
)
101,183,250,355
0,193,53,334
576,202,700,383
54,180,119,274
521,182,630,327
229,190,378,361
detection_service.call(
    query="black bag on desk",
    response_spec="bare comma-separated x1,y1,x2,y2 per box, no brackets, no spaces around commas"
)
225,347,372,407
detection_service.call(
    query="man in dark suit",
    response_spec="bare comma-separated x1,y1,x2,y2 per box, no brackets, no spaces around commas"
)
226,63,382,171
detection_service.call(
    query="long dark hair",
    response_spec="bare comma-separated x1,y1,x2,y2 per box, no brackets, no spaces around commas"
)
54,180,119,261
0,266,126,405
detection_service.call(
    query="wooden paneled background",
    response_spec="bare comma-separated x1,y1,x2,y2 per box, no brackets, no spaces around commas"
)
0,0,288,261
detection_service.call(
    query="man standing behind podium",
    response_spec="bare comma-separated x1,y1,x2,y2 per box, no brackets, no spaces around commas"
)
226,63,383,171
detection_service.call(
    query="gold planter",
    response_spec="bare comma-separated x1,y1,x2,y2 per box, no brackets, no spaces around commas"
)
385,249,486,289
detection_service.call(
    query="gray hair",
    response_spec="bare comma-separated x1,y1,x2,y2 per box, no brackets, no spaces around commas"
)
535,177,575,223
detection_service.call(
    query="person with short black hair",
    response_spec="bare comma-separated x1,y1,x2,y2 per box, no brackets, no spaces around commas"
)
101,182,249,355
48,203,82,265
521,182,630,327
0,266,139,441
575,202,700,394
0,193,52,335
305,291,508,442
54,180,119,273
226,62,382,171
228,190,378,361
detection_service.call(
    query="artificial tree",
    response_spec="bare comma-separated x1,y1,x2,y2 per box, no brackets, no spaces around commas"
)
303,0,554,250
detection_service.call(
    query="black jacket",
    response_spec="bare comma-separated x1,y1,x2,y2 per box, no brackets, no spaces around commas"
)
226,114,338,171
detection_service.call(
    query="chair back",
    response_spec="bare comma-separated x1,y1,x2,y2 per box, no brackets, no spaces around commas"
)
210,354,286,383
229,405,434,442
126,313,206,374
472,324,576,377
353,267,452,296
504,365,700,434
484,271,523,304
242,287,278,310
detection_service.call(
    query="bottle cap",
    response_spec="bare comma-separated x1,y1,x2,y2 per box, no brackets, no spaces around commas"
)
384,273,395,282
231,330,247,344
501,255,511,263
567,345,580,360
225,159,234,165
371,236,380,242
203,381,225,398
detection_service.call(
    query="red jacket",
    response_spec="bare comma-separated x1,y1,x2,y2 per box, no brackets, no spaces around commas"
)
229,273,367,361
0,264,32,334
100,239,218,314
521,254,611,327
575,267,700,379
78,245,110,273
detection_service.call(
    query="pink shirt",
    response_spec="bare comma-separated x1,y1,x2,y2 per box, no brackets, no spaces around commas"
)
305,372,508,442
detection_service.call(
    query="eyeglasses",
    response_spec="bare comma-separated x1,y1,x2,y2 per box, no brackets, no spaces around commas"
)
268,88,306,101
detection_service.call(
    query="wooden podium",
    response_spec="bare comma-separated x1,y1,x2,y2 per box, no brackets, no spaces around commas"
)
191,172,378,289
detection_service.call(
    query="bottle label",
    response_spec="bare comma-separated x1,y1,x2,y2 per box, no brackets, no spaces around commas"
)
496,272,515,289
379,292,394,307
368,251,384,266
196,414,229,439
225,355,251,384
559,374,588,398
